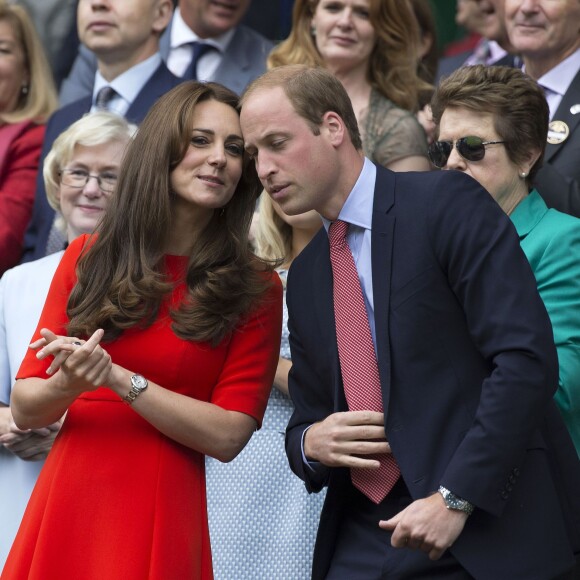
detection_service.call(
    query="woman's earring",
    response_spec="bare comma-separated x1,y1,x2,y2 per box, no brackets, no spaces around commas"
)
520,171,527,179
21,84,29,95
310,25,316,37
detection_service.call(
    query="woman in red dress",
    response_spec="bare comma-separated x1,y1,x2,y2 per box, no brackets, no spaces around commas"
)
3,81,282,580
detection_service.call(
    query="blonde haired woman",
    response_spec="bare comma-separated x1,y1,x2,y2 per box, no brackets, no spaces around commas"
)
268,0,430,172
0,2,58,273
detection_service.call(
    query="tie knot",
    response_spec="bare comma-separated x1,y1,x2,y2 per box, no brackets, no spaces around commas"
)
95,86,117,110
185,42,217,80
329,220,349,248
191,41,215,59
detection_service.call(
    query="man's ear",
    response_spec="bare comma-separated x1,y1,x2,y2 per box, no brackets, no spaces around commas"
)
153,0,173,35
321,111,346,148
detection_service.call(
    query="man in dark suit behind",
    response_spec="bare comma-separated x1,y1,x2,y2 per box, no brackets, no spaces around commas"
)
505,0,580,217
21,0,181,263
59,0,273,105
241,65,580,579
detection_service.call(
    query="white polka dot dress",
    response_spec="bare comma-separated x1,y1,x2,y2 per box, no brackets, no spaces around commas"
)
205,271,326,579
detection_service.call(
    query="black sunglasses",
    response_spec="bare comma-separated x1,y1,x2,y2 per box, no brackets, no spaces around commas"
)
428,136,505,168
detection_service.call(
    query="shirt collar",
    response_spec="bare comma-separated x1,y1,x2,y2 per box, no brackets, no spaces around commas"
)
93,52,162,105
170,6,234,53
509,189,548,239
536,47,580,98
322,157,377,232
488,41,508,63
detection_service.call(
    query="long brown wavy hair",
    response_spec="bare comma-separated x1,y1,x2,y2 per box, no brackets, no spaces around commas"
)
67,81,270,346
268,0,429,113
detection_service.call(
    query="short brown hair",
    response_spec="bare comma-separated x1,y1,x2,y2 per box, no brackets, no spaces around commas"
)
242,64,362,151
431,65,549,187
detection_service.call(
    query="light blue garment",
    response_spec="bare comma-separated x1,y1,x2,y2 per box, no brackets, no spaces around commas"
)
0,252,63,569
321,158,377,347
91,53,162,116
205,273,325,580
511,189,580,455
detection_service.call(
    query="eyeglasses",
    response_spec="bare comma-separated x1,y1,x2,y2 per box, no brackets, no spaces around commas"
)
59,168,118,193
428,136,505,168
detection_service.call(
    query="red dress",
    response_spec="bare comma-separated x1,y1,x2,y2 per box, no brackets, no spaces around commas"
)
2,236,282,580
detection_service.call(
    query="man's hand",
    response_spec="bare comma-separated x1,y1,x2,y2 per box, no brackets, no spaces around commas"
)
379,492,468,560
304,411,391,469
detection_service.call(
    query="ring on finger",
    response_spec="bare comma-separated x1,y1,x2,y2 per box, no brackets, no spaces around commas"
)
72,341,82,346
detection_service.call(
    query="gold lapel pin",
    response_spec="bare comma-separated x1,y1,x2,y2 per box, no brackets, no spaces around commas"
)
547,120,570,144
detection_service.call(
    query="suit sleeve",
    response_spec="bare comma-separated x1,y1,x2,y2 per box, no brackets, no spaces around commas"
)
285,255,334,493
58,44,97,107
20,112,63,264
428,171,559,517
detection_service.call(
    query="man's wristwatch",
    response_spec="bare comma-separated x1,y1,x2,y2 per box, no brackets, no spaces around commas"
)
123,374,148,405
438,486,474,516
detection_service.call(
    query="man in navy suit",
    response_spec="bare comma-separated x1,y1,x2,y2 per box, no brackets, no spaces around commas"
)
59,0,273,105
241,65,580,579
21,0,181,263
505,0,580,217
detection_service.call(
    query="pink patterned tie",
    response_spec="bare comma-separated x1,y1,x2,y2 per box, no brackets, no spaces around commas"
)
329,220,400,504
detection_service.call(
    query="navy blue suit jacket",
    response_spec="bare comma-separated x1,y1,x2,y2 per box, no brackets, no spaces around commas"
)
21,62,181,263
285,165,580,579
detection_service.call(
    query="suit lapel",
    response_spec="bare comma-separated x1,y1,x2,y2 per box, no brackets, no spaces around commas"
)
125,64,180,124
371,166,396,415
159,17,172,61
312,232,347,411
214,27,250,96
544,68,580,164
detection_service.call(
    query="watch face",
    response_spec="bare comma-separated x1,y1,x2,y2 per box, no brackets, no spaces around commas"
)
131,375,148,390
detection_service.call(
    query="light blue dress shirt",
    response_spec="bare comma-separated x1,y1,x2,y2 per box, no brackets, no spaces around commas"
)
168,6,234,79
91,52,162,116
322,157,378,348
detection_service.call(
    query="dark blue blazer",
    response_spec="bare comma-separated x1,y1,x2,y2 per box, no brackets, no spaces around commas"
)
20,62,181,263
536,67,580,218
285,165,580,579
